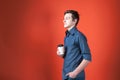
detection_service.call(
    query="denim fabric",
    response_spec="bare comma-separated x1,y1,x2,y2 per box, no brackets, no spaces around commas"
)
62,27,91,80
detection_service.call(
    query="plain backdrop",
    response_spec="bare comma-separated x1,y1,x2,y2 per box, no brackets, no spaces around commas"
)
0,0,120,80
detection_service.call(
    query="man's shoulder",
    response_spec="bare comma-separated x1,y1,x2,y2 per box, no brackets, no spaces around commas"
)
75,29,85,36
75,30,87,40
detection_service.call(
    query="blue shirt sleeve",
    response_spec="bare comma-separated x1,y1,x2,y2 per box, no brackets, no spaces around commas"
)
78,34,92,61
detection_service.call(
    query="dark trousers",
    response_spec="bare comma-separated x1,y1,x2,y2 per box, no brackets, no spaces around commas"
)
64,77,85,80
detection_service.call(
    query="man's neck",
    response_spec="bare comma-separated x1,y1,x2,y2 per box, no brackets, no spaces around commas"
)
67,25,75,31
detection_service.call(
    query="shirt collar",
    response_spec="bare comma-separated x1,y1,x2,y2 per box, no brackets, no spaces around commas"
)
65,27,77,36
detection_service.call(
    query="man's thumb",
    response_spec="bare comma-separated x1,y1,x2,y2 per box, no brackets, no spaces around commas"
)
66,73,69,76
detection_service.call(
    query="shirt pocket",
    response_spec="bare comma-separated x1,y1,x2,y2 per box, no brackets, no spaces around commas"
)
67,36,75,46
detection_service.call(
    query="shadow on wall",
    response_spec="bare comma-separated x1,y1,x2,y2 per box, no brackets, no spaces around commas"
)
0,0,54,80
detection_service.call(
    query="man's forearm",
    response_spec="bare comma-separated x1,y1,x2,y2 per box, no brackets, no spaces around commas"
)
73,59,90,75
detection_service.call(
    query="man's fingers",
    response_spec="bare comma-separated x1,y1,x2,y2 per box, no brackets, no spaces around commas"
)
66,73,69,76
57,50,60,55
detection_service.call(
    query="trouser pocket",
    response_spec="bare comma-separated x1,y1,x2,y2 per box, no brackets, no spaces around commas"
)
68,77,75,80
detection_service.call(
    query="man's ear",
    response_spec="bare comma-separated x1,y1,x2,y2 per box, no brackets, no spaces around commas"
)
74,19,77,24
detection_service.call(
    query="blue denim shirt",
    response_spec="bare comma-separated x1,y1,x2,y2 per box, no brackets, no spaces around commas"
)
62,27,91,80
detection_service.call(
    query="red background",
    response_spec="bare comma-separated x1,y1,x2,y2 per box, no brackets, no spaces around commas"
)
0,0,120,80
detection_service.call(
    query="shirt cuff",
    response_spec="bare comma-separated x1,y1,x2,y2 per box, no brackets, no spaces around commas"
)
83,54,92,61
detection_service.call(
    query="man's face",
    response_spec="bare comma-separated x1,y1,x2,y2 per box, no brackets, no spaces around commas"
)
63,13,76,28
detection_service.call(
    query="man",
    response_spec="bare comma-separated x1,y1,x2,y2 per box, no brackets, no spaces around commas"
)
57,10,92,80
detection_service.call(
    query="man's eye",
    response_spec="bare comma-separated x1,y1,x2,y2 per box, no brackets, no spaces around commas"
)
66,18,70,20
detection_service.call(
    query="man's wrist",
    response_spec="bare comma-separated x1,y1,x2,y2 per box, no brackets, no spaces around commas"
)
73,70,79,76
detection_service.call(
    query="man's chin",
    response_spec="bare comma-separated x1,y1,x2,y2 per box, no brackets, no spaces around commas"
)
64,26,69,28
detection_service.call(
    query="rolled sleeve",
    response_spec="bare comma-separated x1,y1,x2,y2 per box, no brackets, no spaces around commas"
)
78,34,92,61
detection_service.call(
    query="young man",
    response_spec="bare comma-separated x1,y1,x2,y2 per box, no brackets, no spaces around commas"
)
57,10,92,80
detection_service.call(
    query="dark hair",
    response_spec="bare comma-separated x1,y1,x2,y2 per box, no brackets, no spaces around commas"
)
64,10,80,26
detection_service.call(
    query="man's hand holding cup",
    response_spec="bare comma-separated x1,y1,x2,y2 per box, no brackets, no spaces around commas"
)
57,44,65,57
